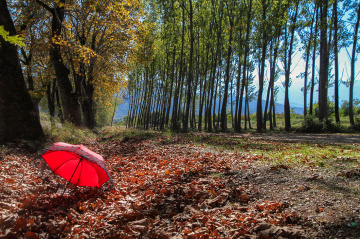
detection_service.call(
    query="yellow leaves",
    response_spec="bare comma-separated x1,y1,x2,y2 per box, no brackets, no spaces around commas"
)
0,26,25,47
29,89,45,100
54,0,65,8
63,22,72,30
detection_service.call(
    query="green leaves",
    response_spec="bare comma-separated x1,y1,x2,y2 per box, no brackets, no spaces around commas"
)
0,26,24,47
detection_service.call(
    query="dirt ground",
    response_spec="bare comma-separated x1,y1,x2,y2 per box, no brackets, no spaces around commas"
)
243,160,360,238
1,132,360,238
178,132,360,238
224,132,360,238
247,132,360,144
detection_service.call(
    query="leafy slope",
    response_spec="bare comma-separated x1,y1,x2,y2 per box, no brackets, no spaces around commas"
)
2,133,357,238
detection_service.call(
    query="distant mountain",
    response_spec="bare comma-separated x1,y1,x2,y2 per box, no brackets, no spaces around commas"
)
114,80,359,120
114,98,304,121
284,80,360,107
233,99,303,115
114,101,129,121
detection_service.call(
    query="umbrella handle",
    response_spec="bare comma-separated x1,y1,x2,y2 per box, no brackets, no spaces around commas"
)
58,158,83,203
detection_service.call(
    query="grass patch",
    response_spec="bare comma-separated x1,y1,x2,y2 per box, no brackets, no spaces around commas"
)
43,122,96,145
41,113,95,145
178,132,360,170
98,127,160,143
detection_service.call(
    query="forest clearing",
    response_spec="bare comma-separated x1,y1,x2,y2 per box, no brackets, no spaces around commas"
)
2,0,360,237
1,129,360,238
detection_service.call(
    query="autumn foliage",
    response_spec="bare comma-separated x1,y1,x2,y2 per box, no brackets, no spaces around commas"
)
0,132,314,239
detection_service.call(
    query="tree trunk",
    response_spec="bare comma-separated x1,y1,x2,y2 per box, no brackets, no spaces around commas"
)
46,79,56,124
318,0,329,121
20,48,41,118
349,2,360,126
333,1,340,124
171,2,186,131
236,0,252,132
220,4,234,131
257,0,267,132
303,11,315,118
36,0,82,126
284,3,299,131
166,46,176,127
309,7,318,116
0,0,44,142
198,44,209,131
263,36,279,130
183,0,194,131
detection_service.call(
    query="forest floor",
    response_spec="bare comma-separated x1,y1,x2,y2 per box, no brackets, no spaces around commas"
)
1,129,360,238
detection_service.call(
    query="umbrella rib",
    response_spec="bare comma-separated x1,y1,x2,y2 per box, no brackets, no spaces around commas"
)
59,157,83,201
68,157,83,185
75,159,84,186
51,152,80,175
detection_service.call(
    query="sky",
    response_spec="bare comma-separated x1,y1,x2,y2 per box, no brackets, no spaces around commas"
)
263,47,360,108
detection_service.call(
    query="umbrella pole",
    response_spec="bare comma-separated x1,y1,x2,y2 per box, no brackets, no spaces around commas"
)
58,158,83,203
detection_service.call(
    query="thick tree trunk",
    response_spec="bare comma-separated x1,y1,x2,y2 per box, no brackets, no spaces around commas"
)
81,80,95,129
318,0,329,121
36,0,82,126
0,0,44,142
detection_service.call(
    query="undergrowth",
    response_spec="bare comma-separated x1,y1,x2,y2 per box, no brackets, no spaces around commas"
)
297,115,340,133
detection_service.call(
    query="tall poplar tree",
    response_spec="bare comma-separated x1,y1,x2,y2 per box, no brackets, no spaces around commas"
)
318,0,329,121
349,2,360,126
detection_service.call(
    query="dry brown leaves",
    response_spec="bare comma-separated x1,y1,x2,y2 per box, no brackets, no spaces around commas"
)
0,136,310,238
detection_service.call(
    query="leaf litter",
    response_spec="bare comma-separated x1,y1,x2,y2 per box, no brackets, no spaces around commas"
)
0,132,360,238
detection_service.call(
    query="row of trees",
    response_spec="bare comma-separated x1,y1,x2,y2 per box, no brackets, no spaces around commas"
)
0,0,147,142
126,0,360,132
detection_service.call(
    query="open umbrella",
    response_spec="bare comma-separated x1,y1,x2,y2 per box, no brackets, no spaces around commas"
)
35,142,114,191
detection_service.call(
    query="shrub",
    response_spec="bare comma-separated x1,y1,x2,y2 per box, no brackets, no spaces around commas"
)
299,115,339,133
43,122,95,144
351,117,360,131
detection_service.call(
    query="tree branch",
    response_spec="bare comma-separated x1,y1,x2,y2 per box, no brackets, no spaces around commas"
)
35,0,53,14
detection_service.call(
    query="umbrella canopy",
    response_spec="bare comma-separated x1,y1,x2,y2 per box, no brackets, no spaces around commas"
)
38,142,113,188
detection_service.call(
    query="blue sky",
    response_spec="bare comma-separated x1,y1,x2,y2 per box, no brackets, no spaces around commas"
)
263,47,360,108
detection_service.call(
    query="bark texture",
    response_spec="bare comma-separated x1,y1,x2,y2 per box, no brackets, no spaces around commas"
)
0,0,44,142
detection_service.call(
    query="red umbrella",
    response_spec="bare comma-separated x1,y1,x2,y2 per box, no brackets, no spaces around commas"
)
37,142,113,189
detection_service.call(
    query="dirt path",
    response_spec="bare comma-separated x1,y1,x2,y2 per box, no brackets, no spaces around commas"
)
247,133,360,144
192,132,360,144
190,132,360,238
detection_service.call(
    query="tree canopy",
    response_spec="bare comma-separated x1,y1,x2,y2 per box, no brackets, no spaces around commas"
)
2,0,360,137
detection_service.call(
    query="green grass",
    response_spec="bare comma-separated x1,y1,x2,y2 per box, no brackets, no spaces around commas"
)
40,113,96,145
178,131,360,171
38,112,360,171
98,127,161,143
259,143,360,168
